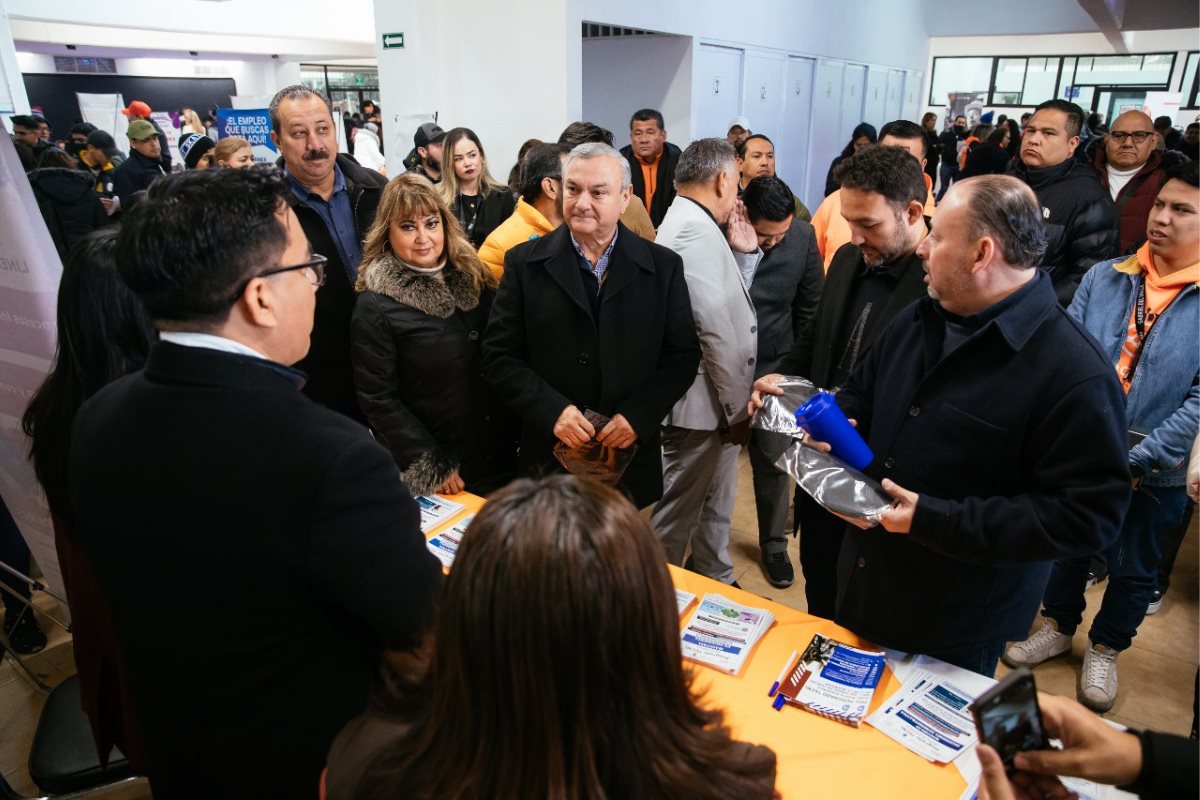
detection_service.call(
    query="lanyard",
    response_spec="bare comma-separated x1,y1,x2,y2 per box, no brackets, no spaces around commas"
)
1126,276,1181,386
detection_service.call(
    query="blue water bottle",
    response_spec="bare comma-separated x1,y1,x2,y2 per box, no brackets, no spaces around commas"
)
794,392,874,470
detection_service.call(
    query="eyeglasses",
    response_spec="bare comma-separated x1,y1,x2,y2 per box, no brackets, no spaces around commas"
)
229,253,327,304
1109,131,1154,143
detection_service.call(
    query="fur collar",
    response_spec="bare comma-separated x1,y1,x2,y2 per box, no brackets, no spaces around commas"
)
359,252,480,318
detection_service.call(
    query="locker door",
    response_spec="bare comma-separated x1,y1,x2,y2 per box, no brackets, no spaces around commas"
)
863,66,888,129
743,52,786,143
695,44,744,139
840,64,867,142
779,56,815,210
886,69,906,123
811,59,846,204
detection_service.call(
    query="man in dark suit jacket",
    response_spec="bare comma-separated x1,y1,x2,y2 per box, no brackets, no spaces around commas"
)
749,146,931,617
270,85,388,422
482,143,700,508
741,176,825,589
70,167,442,799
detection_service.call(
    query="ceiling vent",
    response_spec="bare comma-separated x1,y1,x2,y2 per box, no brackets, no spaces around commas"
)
54,56,117,74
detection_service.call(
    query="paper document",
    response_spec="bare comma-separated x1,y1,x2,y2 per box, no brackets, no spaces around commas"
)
868,668,978,762
415,494,464,534
777,633,886,727
426,513,473,568
675,589,697,615
680,593,775,675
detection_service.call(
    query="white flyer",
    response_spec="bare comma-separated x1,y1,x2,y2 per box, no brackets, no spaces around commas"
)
867,668,979,763
675,589,696,615
426,514,473,569
415,494,464,533
680,594,774,675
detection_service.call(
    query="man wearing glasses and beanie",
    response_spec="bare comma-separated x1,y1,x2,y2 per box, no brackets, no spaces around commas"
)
69,167,442,800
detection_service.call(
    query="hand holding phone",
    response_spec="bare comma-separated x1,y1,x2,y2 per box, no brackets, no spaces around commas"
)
971,667,1050,767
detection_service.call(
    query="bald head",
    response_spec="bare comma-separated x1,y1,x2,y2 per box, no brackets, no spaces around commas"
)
1106,111,1159,170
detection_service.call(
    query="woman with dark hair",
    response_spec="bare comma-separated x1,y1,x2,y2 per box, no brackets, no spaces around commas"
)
351,173,514,496
824,122,877,196
21,228,156,770
28,147,110,257
1004,118,1022,160
921,112,941,184
437,127,516,248
326,475,778,800
960,126,1012,178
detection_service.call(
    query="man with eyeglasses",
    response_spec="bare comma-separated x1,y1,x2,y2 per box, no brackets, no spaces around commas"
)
269,84,387,422
1010,99,1117,305
69,167,442,800
1092,110,1188,254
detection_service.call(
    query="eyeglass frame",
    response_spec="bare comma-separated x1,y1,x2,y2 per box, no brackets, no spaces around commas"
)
1108,131,1155,144
228,253,327,305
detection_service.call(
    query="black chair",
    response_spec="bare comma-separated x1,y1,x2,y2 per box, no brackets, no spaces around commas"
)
0,674,138,798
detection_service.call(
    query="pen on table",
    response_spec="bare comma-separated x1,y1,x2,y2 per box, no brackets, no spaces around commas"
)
768,649,798,698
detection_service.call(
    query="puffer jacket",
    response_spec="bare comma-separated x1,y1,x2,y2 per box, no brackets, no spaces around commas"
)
350,252,515,495
1068,255,1198,487
1009,158,1118,305
29,168,110,257
477,197,555,280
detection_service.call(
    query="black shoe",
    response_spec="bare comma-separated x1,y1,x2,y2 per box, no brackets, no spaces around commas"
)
763,552,795,588
730,580,742,590
4,611,47,655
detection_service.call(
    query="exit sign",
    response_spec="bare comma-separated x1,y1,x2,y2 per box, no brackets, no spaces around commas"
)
382,32,405,50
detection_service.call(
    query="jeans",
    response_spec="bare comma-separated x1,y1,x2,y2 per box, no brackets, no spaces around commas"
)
926,639,1007,678
936,162,958,202
0,496,33,616
1042,483,1190,651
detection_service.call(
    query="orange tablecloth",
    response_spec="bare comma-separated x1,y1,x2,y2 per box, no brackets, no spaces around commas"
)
425,493,968,799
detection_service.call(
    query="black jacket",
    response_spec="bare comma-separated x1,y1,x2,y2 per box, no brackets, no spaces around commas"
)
282,153,388,422
351,253,515,495
69,343,442,800
778,244,928,388
28,168,109,257
481,223,701,508
938,129,961,165
620,142,682,228
834,272,1129,653
960,143,1011,179
1009,158,1118,305
749,218,825,377
452,188,517,249
922,129,941,176
110,150,165,210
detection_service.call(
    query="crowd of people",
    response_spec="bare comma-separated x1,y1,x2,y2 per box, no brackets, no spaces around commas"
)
4,82,1198,799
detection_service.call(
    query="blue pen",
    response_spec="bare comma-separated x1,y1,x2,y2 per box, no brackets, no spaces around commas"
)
768,649,798,697
772,693,787,711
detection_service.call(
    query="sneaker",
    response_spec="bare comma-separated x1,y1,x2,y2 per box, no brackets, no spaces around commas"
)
1146,589,1164,615
1079,642,1119,712
1002,618,1072,668
763,552,795,588
3,611,47,655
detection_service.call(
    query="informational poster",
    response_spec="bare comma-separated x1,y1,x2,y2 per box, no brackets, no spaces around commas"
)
0,120,65,610
76,92,125,145
216,108,278,164
944,91,989,131
150,111,182,170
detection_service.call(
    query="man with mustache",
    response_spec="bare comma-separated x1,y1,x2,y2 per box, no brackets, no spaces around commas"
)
270,84,387,422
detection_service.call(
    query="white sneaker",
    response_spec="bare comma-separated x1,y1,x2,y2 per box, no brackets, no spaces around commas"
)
1079,642,1119,712
1002,618,1072,668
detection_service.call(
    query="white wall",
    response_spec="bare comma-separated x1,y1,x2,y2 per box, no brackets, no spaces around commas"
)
373,0,582,181
0,0,30,113
583,35,693,146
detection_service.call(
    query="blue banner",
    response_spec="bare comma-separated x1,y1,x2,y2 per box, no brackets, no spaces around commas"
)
216,108,278,164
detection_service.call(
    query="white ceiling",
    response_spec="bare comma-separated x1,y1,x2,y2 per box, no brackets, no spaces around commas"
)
922,0,1199,36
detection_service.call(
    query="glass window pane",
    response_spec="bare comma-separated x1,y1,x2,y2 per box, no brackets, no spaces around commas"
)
1183,52,1198,105
930,57,993,106
1059,57,1077,99
994,58,1026,93
1073,54,1171,86
1022,57,1059,106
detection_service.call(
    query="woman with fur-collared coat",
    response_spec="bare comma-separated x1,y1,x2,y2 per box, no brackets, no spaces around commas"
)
351,173,516,496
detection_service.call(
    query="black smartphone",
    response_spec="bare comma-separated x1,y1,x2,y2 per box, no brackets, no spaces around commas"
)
970,667,1050,767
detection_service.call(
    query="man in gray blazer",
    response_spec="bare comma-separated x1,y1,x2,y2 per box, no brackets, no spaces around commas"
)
741,176,825,588
650,139,762,584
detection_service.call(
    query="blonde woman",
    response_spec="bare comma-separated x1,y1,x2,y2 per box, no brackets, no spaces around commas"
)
438,127,516,248
179,108,204,136
212,137,255,168
351,173,516,496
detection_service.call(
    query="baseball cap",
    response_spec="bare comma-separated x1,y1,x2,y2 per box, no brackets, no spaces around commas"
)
127,119,158,141
414,122,446,148
179,133,216,169
121,100,153,118
728,116,751,132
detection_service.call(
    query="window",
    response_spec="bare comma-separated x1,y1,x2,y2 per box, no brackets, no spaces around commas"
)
929,57,993,106
1073,54,1174,86
992,58,1026,104
1183,51,1199,108
1022,58,1059,106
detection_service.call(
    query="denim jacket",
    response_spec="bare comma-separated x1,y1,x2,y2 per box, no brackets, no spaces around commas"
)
1069,255,1199,487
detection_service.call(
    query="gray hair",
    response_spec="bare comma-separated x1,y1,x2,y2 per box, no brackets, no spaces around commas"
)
674,138,736,188
953,175,1047,268
562,142,631,190
268,85,333,134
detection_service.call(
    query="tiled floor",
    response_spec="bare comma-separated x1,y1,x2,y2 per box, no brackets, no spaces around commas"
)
2,451,1196,796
